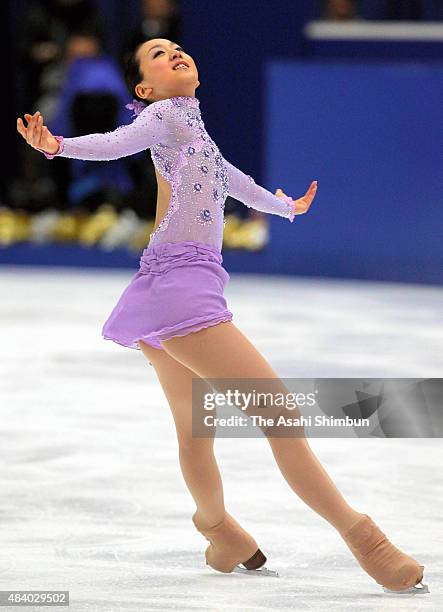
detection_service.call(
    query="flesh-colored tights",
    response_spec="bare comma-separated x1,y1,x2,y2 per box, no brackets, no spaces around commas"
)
138,321,362,533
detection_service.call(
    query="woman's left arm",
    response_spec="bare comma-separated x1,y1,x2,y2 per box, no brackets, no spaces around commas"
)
223,157,317,221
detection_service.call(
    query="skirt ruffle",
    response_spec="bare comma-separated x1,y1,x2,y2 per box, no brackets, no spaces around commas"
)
101,240,233,351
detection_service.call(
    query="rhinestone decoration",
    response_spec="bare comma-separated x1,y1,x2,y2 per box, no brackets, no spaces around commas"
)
200,165,208,174
219,160,229,202
196,208,213,225
193,183,202,192
170,96,200,108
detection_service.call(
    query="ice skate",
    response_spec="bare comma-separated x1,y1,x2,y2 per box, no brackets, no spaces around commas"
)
192,511,279,576
340,513,429,594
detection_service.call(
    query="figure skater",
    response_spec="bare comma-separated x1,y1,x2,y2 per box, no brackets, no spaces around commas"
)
17,38,429,595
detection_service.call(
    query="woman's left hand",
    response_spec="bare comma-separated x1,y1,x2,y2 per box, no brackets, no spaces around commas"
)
275,180,318,215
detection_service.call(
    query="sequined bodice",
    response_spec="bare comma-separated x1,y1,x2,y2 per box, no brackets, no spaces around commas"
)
148,97,229,250
41,95,296,252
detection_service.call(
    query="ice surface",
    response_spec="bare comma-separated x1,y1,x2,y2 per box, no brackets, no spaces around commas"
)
0,267,441,611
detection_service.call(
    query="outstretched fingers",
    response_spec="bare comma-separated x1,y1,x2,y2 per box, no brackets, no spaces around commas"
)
305,180,318,203
17,111,44,148
26,112,38,145
16,117,27,138
35,115,44,148
300,180,318,211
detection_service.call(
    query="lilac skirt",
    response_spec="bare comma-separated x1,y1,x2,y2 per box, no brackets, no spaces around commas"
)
101,240,233,351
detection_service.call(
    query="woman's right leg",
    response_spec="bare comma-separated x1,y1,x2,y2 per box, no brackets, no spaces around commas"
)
159,322,362,533
138,339,225,530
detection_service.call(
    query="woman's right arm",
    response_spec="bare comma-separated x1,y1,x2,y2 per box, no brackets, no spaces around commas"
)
16,100,176,161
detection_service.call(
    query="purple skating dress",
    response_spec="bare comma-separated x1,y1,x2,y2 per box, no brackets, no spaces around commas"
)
39,95,295,351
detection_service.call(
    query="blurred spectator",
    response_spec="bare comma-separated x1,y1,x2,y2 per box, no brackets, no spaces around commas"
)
16,0,106,113
321,0,359,21
10,20,111,212
10,0,108,215
66,31,104,62
120,0,181,69
385,0,423,20
46,53,137,214
37,29,107,122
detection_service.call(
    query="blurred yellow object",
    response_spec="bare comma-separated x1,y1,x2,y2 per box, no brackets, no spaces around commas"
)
13,210,32,242
52,210,89,242
127,220,155,252
222,213,242,248
241,217,269,251
77,204,119,246
0,208,31,245
0,208,17,246
224,215,251,249
223,214,269,251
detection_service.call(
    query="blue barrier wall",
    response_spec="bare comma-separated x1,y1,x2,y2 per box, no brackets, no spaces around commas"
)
255,59,442,284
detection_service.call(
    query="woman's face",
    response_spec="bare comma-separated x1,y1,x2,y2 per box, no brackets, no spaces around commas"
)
135,38,199,103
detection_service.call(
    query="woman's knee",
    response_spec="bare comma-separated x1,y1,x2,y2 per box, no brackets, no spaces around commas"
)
177,434,214,456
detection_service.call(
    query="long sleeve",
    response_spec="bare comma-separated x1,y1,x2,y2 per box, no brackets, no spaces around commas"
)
223,158,295,222
37,99,177,161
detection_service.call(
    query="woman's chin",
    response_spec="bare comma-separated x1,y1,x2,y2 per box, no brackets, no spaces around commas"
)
173,69,198,82
173,68,192,76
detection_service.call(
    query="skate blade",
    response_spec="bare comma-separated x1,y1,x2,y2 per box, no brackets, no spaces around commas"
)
382,581,429,595
233,565,279,577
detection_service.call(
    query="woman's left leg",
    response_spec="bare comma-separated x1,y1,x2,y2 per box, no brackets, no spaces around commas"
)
138,338,269,572
137,340,225,528
160,321,362,533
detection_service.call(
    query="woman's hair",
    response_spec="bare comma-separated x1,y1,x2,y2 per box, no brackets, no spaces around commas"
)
123,41,151,105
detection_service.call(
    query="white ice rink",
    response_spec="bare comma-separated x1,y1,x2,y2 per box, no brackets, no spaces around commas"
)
1,266,442,611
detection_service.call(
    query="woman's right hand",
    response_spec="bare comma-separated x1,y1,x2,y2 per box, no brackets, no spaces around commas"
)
16,111,60,155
